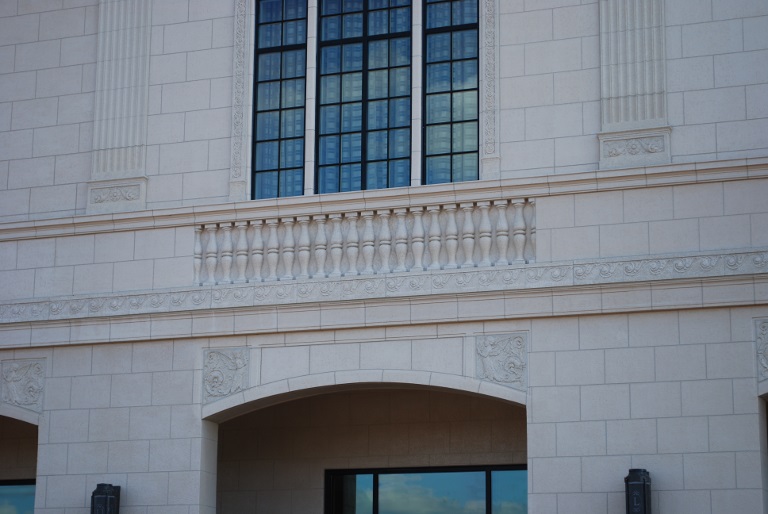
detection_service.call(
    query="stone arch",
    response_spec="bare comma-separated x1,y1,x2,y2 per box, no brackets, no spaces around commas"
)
202,371,526,422
0,403,40,426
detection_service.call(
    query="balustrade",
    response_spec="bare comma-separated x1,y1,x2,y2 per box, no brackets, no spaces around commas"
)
193,198,535,285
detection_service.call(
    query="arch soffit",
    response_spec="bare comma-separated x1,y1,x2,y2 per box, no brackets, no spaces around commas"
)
202,371,526,422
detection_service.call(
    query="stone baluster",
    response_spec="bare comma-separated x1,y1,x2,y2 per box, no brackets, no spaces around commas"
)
378,210,392,273
477,201,492,267
494,200,509,266
297,216,311,279
313,215,328,278
204,224,218,285
427,206,442,270
460,203,475,268
527,199,536,263
345,212,360,276
193,226,202,285
281,217,295,280
361,211,375,275
265,219,279,281
393,208,408,272
220,223,234,283
329,214,343,277
411,207,425,271
511,199,526,262
444,204,459,269
234,221,249,282
249,220,264,282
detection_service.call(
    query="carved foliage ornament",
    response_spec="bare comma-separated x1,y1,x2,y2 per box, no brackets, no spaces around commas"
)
91,185,141,203
758,320,768,381
203,348,249,403
603,136,664,158
476,333,527,390
1,359,44,413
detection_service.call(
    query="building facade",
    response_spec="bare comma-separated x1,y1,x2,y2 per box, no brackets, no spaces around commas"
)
1,0,768,512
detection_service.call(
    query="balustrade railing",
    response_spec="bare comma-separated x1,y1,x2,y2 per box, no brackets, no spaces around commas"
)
193,198,535,285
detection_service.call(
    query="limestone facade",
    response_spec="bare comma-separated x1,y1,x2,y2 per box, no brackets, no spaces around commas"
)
1,0,768,513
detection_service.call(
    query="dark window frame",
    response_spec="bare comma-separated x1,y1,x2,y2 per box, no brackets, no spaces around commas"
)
325,464,527,514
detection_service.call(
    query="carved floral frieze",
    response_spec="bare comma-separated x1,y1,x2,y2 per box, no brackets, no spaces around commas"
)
203,348,249,403
1,359,44,413
757,319,768,382
0,250,766,325
476,333,527,390
603,136,664,158
91,185,141,204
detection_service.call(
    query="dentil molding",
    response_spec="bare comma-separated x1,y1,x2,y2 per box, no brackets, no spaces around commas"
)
1,249,766,325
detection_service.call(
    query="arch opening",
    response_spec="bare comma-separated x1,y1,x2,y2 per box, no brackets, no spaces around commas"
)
0,415,38,512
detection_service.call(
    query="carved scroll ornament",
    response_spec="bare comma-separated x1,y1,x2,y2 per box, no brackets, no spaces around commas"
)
476,333,527,390
203,348,249,403
1,359,44,413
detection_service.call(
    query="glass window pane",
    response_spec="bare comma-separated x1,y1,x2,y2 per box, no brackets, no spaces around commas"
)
390,7,410,32
322,0,342,15
452,91,477,121
341,133,362,163
389,98,410,127
369,40,389,69
322,46,342,74
452,121,477,152
389,159,410,187
368,0,388,9
452,30,477,59
258,53,281,81
343,13,363,37
282,78,306,107
452,59,477,90
319,166,340,193
426,155,451,183
344,0,364,12
319,135,340,164
284,0,307,19
453,0,477,25
379,472,485,514
368,100,388,130
320,105,341,134
426,93,451,123
255,141,279,170
341,103,363,132
389,67,410,96
281,108,305,137
426,2,450,28
453,152,478,181
259,23,282,48
342,43,363,71
283,20,307,44
426,63,451,93
281,139,304,168
367,131,388,161
427,33,451,63
340,163,362,191
254,171,279,198
320,75,341,104
256,112,280,140
279,168,304,197
369,10,389,36
260,0,282,22
368,70,388,99
257,82,281,110
491,470,528,514
322,15,341,40
389,128,410,158
390,38,410,66
367,161,388,189
426,124,451,155
342,72,363,101
282,50,306,78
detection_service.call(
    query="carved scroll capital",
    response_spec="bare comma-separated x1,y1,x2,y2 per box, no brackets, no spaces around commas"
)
475,332,527,391
203,348,249,403
1,359,45,413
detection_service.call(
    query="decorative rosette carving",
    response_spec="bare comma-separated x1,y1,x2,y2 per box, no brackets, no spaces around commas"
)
476,333,527,390
1,359,45,413
203,349,249,403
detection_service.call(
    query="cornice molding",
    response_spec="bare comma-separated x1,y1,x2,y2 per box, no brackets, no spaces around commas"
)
1,249,766,327
1,158,766,241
